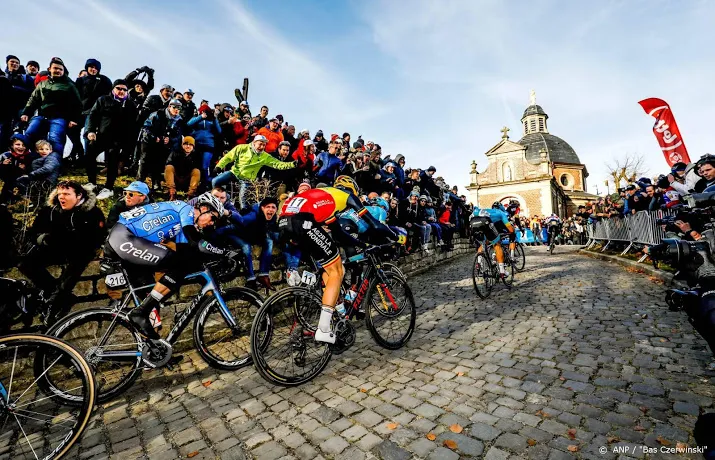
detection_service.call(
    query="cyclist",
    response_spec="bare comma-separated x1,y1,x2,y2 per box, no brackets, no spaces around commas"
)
469,202,516,278
104,192,227,340
544,213,562,250
505,199,525,238
278,175,396,344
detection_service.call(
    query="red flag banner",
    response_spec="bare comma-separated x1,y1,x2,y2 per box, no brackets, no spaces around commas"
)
638,98,690,166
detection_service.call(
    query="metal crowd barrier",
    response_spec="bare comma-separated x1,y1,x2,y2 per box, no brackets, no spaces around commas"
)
585,209,675,262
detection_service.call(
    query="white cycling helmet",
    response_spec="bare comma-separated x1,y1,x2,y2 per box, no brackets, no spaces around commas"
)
195,192,225,216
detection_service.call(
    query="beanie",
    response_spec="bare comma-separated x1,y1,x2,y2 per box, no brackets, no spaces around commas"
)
6,55,19,64
85,58,101,71
112,79,128,88
26,60,39,68
182,136,195,146
49,57,65,69
198,104,212,114
260,196,278,208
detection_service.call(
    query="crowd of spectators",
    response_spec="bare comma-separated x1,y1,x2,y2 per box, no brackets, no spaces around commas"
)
0,54,473,297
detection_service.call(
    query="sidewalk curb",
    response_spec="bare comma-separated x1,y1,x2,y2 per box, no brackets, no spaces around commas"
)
577,249,682,286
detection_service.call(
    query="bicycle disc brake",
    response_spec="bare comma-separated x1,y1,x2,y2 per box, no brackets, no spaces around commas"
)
331,319,355,355
141,339,173,369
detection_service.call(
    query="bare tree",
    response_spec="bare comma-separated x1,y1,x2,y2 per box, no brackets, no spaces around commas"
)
605,153,649,188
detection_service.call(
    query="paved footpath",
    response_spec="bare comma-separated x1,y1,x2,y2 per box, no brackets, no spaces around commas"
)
67,247,715,459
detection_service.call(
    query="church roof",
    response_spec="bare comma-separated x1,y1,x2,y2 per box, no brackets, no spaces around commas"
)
518,132,581,165
522,104,547,118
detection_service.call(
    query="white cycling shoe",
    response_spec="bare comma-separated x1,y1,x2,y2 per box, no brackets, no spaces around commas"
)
315,328,336,344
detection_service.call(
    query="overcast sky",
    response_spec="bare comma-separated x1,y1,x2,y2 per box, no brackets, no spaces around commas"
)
3,0,713,196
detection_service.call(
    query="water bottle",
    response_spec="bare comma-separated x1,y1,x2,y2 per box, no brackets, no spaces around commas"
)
345,289,357,304
335,303,347,318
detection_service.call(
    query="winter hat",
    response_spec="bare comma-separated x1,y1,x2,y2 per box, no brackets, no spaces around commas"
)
112,79,128,88
395,154,405,163
253,135,268,143
198,104,212,114
26,60,39,68
5,55,19,64
384,162,397,169
316,130,323,136
9,132,29,147
132,79,147,91
260,196,279,208
303,139,314,147
671,162,687,173
239,101,249,107
409,190,420,198
427,165,437,172
49,57,66,69
168,99,183,108
85,58,101,71
297,182,312,194
184,88,194,95
182,136,195,146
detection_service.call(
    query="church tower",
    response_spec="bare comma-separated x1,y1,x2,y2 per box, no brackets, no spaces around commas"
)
521,90,549,135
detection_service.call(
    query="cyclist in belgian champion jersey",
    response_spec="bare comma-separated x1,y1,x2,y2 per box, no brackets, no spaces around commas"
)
279,175,397,344
104,192,227,340
470,202,516,278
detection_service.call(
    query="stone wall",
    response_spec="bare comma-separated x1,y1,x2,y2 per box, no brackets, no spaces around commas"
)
6,237,474,312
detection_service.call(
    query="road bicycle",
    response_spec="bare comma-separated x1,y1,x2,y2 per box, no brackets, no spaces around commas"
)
472,235,516,299
45,257,266,403
249,243,416,386
506,238,526,272
0,333,96,460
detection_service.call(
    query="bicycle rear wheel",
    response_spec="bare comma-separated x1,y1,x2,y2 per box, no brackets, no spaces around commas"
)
46,308,143,404
502,250,515,288
364,271,416,349
250,288,332,386
514,243,526,272
472,251,493,299
194,287,265,370
1,334,96,460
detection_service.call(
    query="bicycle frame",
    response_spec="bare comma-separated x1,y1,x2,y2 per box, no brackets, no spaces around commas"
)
88,265,236,363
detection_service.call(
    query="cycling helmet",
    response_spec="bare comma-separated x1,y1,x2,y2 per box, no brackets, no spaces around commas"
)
334,175,359,196
370,197,389,213
509,199,519,207
195,192,225,216
492,201,504,210
419,195,429,201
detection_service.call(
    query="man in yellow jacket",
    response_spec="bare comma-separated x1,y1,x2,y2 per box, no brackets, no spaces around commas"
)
213,135,296,209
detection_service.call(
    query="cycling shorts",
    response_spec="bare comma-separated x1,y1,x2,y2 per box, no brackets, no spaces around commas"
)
104,224,191,291
278,215,341,269
470,216,500,244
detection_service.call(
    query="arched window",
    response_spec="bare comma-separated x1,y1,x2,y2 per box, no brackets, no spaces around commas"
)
502,163,512,181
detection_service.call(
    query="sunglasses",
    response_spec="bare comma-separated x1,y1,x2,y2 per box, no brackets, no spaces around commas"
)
123,191,142,198
115,87,128,92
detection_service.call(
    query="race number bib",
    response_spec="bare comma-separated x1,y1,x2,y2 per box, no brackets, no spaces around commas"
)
478,210,490,217
301,270,317,286
285,197,307,214
120,207,147,220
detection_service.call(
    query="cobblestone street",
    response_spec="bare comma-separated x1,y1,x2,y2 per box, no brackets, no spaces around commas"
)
67,247,715,459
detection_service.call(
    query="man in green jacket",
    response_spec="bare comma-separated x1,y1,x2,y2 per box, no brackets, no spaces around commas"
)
213,134,296,208
20,57,82,155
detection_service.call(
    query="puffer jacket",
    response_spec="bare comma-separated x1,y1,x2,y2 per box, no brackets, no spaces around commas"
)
186,114,221,149
29,185,106,256
5,68,34,115
21,74,82,122
28,152,62,185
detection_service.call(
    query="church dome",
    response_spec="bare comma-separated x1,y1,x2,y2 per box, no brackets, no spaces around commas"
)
522,104,547,118
519,132,581,165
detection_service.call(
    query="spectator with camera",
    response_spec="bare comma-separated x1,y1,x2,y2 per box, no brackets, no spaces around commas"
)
694,155,715,193
125,66,155,107
140,83,173,123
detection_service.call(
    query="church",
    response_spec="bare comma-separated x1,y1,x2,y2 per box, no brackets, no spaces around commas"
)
466,92,598,217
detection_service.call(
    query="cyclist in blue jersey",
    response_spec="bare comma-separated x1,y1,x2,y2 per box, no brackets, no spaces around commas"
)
469,202,516,278
104,192,227,340
543,213,562,250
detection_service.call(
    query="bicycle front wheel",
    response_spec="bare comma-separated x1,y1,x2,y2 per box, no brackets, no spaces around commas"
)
514,243,526,272
250,288,332,386
46,308,143,404
365,271,416,349
472,251,493,299
1,334,96,460
194,287,265,370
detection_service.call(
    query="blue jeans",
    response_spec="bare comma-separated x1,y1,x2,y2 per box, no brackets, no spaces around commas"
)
212,172,250,209
25,116,67,155
201,151,213,187
428,222,442,241
283,245,301,271
225,231,277,280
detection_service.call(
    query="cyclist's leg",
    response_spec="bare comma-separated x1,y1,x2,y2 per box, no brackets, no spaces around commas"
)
105,225,176,339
